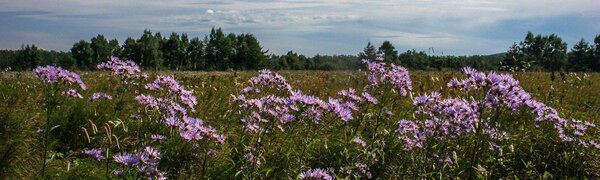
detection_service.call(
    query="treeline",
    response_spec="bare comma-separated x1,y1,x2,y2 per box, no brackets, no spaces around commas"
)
358,41,501,71
0,29,598,72
503,32,600,72
0,45,74,71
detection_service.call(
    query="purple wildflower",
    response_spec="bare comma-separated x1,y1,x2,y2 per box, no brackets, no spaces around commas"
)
299,168,333,180
82,149,105,161
33,65,87,90
88,92,113,102
114,152,140,166
150,134,167,142
97,56,141,78
61,89,83,98
353,136,367,147
362,59,412,96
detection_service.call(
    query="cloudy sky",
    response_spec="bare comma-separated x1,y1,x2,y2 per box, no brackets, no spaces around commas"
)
0,0,599,56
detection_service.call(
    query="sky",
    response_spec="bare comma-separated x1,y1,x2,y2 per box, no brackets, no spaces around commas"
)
0,0,599,56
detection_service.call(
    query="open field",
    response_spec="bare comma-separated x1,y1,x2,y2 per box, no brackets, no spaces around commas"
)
1,69,600,179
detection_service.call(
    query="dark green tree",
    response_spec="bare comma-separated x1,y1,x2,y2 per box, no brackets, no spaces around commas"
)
593,35,600,71
90,35,112,65
121,37,142,64
16,44,41,70
378,41,398,64
138,30,163,69
540,34,567,72
71,40,93,69
358,42,377,60
234,34,266,70
108,39,121,57
163,32,183,70
188,37,205,70
568,39,593,71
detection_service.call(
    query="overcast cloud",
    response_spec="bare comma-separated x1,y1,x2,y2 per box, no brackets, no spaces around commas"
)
0,0,599,55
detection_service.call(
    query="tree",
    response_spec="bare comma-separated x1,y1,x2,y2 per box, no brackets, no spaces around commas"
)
398,50,428,70
593,35,600,71
502,43,528,71
108,39,121,57
90,35,112,65
378,41,398,64
163,32,183,70
180,33,191,70
16,44,41,70
234,34,266,70
540,34,567,72
138,30,163,70
121,37,142,64
504,32,568,72
358,42,377,60
71,40,93,69
568,39,593,71
188,37,205,70
206,28,234,70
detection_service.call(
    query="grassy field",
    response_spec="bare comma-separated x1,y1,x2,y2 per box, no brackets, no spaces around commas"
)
1,69,599,179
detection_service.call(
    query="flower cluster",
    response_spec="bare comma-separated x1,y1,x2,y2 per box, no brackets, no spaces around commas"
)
178,116,226,144
145,75,197,111
396,92,504,150
61,89,83,98
248,70,293,93
82,149,105,161
448,67,598,148
299,168,333,180
236,71,331,132
136,76,225,145
33,65,87,90
113,146,165,179
97,56,141,78
88,92,113,102
363,58,412,96
150,134,167,142
236,70,392,134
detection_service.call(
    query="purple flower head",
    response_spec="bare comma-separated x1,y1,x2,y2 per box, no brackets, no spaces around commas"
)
299,168,333,180
89,92,113,102
33,65,87,90
145,75,198,111
61,89,83,98
361,92,378,104
144,146,161,160
82,149,105,161
151,134,167,142
130,114,142,120
248,70,293,93
328,97,353,122
353,136,367,147
244,153,262,167
97,56,141,77
135,94,160,110
362,59,412,95
114,152,140,166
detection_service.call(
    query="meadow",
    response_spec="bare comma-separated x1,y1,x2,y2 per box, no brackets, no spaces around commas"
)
0,58,599,179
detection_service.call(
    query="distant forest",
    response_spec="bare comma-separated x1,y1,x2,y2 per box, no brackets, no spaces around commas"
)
1,28,599,72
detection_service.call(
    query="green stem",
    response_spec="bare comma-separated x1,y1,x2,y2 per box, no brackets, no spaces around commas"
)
40,85,56,179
